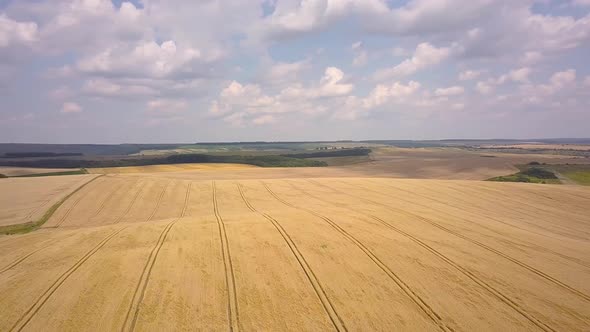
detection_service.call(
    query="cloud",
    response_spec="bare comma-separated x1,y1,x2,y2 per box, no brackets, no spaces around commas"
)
476,81,493,95
264,59,309,84
61,101,82,113
317,67,354,97
210,66,353,124
351,41,368,66
252,114,276,125
521,51,543,65
147,99,188,113
458,70,482,81
76,40,207,80
82,78,157,98
254,0,387,41
434,86,465,97
360,81,421,109
373,42,451,80
0,14,38,48
497,67,532,84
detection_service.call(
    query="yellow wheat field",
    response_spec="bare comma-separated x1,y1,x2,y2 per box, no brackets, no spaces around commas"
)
0,175,97,227
0,174,589,331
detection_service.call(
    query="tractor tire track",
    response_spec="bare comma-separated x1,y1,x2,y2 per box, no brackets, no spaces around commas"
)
53,176,107,228
23,175,96,223
120,182,190,332
449,182,590,224
262,182,452,332
146,180,172,222
114,180,147,224
212,181,240,332
91,179,136,219
9,226,126,332
375,180,590,269
371,180,588,241
0,231,80,275
310,180,590,303
236,183,346,332
22,177,90,223
0,247,45,275
288,180,557,332
442,182,590,229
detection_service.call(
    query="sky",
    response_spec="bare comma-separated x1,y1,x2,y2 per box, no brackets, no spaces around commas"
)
0,0,589,144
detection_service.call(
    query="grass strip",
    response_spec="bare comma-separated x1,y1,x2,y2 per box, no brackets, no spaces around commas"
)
12,169,89,178
0,175,104,235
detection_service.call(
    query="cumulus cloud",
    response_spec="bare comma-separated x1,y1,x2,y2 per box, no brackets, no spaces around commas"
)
147,99,188,113
476,81,494,95
434,86,465,97
252,114,276,125
82,78,157,98
2,0,590,139
61,101,82,113
264,59,309,84
351,41,368,66
497,67,532,84
0,14,38,47
76,40,206,79
373,42,451,80
459,70,482,81
361,81,421,108
210,66,353,124
317,67,354,97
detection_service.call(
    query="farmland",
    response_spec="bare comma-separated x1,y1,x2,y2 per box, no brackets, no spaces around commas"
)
0,172,589,331
0,175,97,227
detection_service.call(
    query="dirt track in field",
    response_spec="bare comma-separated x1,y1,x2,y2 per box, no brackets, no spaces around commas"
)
0,172,589,331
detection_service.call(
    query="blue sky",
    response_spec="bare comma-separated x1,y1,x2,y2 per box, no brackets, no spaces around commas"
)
0,0,589,143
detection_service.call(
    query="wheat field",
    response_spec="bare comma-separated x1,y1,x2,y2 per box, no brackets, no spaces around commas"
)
0,174,589,331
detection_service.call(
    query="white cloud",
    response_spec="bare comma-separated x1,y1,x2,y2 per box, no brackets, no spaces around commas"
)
521,51,543,65
517,69,578,105
549,69,576,87
370,0,496,36
352,50,368,67
255,0,387,41
61,101,82,113
392,47,410,56
0,14,38,47
351,41,368,66
361,81,421,108
82,78,157,98
434,86,465,97
317,67,354,97
497,67,532,84
458,70,482,81
451,103,465,110
265,59,309,84
374,42,451,80
476,81,493,95
76,40,206,79
252,114,276,125
147,99,188,113
210,66,353,124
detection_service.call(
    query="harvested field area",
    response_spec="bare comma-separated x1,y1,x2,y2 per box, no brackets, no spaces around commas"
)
0,174,589,331
0,175,97,227
88,163,257,174
0,167,75,177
